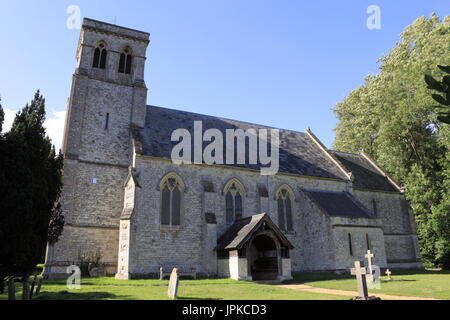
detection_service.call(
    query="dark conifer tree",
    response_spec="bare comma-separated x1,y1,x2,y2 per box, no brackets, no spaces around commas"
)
0,91,64,298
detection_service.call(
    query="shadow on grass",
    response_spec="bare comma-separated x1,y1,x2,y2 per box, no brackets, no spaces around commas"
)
35,290,117,300
177,297,219,300
381,279,416,283
283,269,443,285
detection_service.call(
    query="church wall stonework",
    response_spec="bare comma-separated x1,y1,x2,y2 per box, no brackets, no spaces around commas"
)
126,156,351,276
353,189,422,268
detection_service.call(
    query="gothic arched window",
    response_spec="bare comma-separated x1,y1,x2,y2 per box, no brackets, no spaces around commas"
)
118,47,132,74
93,42,107,69
159,173,184,226
276,186,293,232
224,179,244,224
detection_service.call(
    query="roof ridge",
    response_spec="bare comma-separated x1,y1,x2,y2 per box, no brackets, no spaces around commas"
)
305,129,353,181
146,104,308,135
330,150,363,156
360,152,404,193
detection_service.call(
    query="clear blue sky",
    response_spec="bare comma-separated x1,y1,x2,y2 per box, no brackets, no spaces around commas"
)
0,0,448,149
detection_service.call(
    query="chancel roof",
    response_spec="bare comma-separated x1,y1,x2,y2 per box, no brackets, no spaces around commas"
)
302,189,374,218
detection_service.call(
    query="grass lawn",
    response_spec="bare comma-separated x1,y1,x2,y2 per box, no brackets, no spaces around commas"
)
2,269,448,300
0,277,348,300
288,269,450,299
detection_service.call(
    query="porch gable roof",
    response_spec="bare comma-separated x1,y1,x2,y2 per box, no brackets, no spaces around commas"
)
216,213,294,251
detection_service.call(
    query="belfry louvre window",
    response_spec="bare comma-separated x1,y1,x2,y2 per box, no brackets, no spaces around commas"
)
224,180,244,224
118,47,132,74
276,186,293,232
160,174,184,226
93,43,107,69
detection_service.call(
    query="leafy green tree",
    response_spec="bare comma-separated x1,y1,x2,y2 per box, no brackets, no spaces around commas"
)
333,14,450,268
0,91,64,298
425,65,450,124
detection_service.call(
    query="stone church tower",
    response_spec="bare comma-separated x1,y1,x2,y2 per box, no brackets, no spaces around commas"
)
44,18,150,275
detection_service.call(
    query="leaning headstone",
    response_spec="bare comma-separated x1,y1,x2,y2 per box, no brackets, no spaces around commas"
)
351,261,369,300
22,278,30,300
168,268,179,299
385,269,392,281
35,277,44,295
350,261,381,300
8,278,15,300
29,275,37,299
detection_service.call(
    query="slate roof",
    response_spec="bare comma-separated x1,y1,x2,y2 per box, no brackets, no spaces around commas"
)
302,189,374,218
216,213,294,251
331,151,399,192
137,106,349,180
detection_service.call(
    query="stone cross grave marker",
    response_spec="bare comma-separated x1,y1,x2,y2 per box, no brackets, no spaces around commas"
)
385,269,392,281
168,268,179,299
351,261,369,300
365,250,374,275
365,249,381,289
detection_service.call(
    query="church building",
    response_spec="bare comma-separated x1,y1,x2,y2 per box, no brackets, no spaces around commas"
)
44,18,422,280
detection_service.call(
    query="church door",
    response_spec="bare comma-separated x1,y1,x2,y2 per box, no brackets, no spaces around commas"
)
248,234,279,280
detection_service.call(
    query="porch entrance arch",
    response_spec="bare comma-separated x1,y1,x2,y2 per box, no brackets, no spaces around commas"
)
248,234,279,280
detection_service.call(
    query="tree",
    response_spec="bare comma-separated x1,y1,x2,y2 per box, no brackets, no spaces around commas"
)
333,14,450,268
425,65,450,124
0,91,64,298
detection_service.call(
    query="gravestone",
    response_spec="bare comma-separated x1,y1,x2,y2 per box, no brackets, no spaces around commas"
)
385,269,392,281
8,278,15,300
22,278,31,300
35,277,44,295
168,268,179,299
365,250,380,289
365,250,374,275
29,275,37,299
350,261,381,300
368,265,381,289
351,261,368,300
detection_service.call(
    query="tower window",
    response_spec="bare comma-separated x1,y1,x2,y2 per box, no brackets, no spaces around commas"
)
93,42,107,69
119,47,132,74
